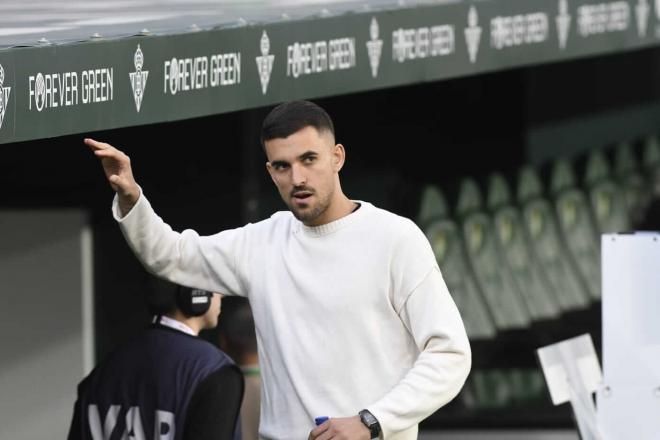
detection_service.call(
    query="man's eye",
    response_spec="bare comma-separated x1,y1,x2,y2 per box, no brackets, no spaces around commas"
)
303,156,316,163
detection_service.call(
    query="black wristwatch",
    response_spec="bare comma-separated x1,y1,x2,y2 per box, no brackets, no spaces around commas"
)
358,409,381,439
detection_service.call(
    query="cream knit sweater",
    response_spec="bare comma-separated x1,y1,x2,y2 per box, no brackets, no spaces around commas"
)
114,194,471,440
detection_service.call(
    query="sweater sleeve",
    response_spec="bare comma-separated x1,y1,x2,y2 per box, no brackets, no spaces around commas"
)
113,191,249,297
183,365,245,440
368,224,471,438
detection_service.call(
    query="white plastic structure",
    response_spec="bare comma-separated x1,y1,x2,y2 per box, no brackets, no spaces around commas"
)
537,334,604,440
598,233,660,440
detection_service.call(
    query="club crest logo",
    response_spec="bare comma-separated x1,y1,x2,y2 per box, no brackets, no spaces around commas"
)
256,31,275,94
366,18,383,78
636,0,650,37
465,6,482,63
557,0,572,49
0,64,10,128
129,45,148,112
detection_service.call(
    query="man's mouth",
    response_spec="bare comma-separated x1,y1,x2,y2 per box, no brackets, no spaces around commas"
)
291,190,314,203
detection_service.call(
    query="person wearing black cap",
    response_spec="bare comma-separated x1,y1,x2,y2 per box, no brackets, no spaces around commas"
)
67,280,244,440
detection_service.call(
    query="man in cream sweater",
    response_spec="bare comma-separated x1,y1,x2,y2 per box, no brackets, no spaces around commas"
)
87,100,471,440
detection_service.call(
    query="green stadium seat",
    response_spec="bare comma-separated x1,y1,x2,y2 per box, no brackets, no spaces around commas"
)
468,369,514,410
418,186,496,340
487,173,561,321
549,160,600,301
464,368,545,410
642,135,660,174
614,140,648,227
508,368,546,405
456,179,531,331
417,184,450,227
585,149,630,234
641,135,660,211
517,166,590,311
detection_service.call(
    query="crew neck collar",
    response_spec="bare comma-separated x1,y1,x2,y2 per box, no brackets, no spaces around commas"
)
298,201,369,237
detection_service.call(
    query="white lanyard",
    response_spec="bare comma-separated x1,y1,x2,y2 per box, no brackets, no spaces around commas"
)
153,315,197,336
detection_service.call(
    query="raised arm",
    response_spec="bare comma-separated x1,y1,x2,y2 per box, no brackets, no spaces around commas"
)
85,138,140,217
86,138,249,297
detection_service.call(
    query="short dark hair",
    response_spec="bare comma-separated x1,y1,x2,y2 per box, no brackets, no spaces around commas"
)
261,100,335,147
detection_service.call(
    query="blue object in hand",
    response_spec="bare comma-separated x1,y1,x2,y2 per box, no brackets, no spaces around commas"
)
315,416,329,426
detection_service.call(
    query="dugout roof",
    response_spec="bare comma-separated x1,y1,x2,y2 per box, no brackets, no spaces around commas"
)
0,0,656,144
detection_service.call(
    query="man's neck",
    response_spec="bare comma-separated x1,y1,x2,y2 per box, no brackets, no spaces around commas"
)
304,194,357,227
162,312,201,335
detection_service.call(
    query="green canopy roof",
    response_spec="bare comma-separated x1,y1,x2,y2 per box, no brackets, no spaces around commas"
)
0,0,657,144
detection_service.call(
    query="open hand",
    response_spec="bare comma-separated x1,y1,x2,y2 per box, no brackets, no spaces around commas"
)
85,138,140,216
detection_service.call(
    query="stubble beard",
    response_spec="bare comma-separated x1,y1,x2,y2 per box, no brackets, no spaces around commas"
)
288,189,333,224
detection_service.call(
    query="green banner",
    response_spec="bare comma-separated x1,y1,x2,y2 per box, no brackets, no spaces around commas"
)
0,0,657,144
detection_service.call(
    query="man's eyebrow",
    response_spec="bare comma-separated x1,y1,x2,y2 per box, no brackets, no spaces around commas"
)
270,159,289,167
299,151,318,159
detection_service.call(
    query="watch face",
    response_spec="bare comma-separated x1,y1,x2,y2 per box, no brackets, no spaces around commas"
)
361,412,377,426
359,410,380,438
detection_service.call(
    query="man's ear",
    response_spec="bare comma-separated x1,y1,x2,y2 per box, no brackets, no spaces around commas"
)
265,162,277,184
333,143,346,172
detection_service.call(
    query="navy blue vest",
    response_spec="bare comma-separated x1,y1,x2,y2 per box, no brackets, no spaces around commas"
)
74,324,235,440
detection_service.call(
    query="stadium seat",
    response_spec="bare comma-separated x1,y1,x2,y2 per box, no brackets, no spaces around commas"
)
517,166,590,311
642,135,660,178
417,184,450,227
641,135,660,212
486,173,561,321
614,140,647,227
508,368,546,406
585,149,630,234
418,186,496,340
456,179,531,331
465,368,546,410
470,368,514,410
549,160,600,301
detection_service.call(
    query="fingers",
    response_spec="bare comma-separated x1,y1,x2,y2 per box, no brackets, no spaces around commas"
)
93,148,127,161
314,430,333,440
85,138,128,161
309,421,329,440
311,417,368,440
84,138,111,151
89,142,130,165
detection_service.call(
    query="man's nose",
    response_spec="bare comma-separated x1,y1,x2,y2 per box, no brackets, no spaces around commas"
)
291,163,307,186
